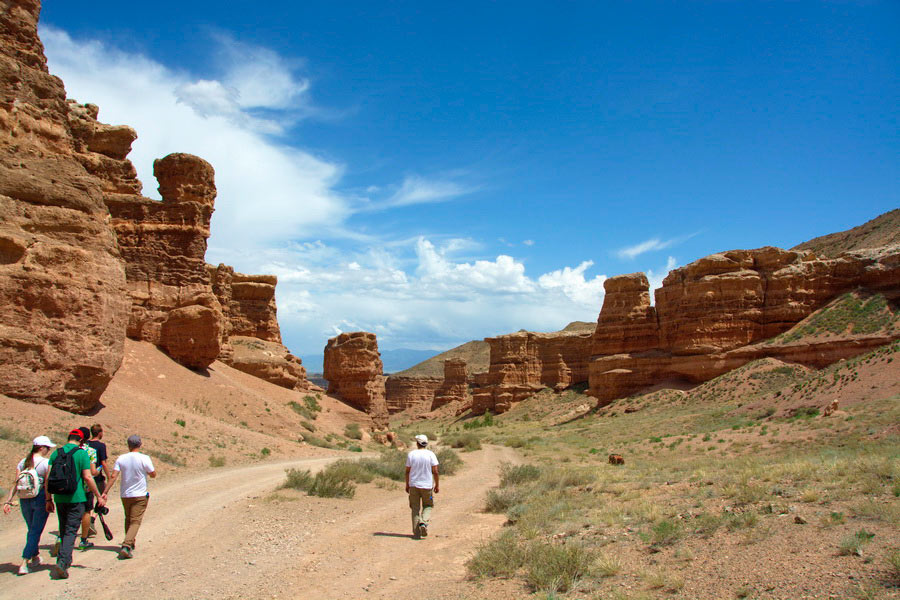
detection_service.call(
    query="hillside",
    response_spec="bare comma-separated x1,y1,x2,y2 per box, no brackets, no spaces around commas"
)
793,208,900,257
0,339,373,475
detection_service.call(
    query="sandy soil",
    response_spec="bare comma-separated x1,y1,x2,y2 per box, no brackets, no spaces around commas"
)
0,445,517,600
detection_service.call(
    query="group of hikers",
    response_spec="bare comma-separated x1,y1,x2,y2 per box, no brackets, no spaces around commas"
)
3,425,156,579
4,427,439,581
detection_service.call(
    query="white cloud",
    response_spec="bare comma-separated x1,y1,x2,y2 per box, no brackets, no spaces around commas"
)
523,239,535,246
41,26,346,250
39,27,608,357
616,233,698,260
383,175,473,208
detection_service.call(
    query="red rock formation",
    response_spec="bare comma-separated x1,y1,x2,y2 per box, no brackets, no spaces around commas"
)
385,376,442,414
432,359,469,410
227,336,311,390
159,305,223,369
471,330,592,414
0,0,128,411
209,264,282,343
589,246,900,403
323,332,388,427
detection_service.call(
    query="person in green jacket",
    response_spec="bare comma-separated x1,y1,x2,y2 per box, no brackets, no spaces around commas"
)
44,429,105,580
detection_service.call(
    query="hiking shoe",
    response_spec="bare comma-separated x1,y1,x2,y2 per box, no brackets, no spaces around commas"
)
79,539,94,550
49,538,60,558
18,563,28,576
418,523,428,538
52,564,69,579
118,546,133,560
29,554,42,567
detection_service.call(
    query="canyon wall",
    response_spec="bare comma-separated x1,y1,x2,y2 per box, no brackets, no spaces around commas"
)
432,359,469,410
0,0,128,411
385,376,442,414
589,245,900,403
324,332,388,427
0,0,310,408
471,330,592,415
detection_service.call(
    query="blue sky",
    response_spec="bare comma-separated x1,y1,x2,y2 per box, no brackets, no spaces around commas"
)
39,1,899,364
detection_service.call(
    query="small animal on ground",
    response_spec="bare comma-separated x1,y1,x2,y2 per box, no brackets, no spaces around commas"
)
608,454,624,465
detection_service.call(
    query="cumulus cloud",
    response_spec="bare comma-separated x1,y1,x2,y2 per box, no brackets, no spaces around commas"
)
41,26,346,250
538,261,606,307
647,256,679,302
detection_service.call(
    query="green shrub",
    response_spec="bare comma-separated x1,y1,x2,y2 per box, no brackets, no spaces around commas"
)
208,455,226,468
358,450,407,481
308,470,356,498
301,420,316,432
282,468,314,490
288,401,316,420
650,519,682,546
303,395,322,413
435,448,463,475
344,423,363,440
540,468,595,490
175,418,186,427
467,530,526,578
349,445,363,452
325,459,375,483
260,447,271,457
445,432,482,451
524,541,594,593
303,435,333,449
485,487,527,513
839,529,875,556
500,463,542,487
463,411,495,430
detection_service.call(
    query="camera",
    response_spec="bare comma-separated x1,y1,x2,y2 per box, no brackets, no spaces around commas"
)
95,505,109,516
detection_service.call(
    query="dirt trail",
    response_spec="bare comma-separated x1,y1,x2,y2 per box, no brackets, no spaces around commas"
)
0,445,516,600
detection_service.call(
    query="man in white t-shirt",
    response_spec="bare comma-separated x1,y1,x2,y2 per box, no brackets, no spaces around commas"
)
405,434,439,539
101,435,156,559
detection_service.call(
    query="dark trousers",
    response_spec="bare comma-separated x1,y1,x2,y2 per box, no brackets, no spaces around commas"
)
20,489,50,559
55,502,85,569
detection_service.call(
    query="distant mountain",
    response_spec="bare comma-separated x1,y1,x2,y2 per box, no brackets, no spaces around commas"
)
793,209,900,257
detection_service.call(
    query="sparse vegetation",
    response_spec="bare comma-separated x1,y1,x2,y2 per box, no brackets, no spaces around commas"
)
344,423,363,440
208,455,226,467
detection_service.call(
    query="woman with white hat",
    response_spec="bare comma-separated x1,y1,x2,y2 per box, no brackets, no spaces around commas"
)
3,435,56,575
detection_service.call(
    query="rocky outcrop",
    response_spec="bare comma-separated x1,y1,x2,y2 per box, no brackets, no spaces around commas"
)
385,376,442,414
432,359,469,410
323,332,388,427
471,330,592,414
159,305,223,369
209,264,281,343
227,336,310,390
0,0,128,411
589,245,900,403
101,152,222,368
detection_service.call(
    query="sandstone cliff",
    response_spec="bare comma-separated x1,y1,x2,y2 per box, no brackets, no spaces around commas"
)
385,376,442,414
0,0,128,412
589,245,900,403
471,329,592,415
323,332,388,427
432,359,469,410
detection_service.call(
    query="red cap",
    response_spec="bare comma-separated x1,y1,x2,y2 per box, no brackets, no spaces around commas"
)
69,428,85,440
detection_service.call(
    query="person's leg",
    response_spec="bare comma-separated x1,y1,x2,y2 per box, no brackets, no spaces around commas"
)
408,488,422,535
79,493,94,548
56,502,85,572
22,492,50,561
122,496,148,550
420,488,435,529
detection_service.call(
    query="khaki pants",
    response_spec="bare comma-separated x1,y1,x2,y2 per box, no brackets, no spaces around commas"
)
408,487,434,535
121,495,149,549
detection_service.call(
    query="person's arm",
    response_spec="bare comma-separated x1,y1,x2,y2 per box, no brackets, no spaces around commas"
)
405,467,411,493
102,469,119,497
432,465,440,494
2,468,19,513
99,458,110,480
83,469,105,507
44,461,54,514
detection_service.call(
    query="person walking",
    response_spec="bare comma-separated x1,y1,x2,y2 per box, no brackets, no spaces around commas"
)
101,434,156,559
45,429,105,580
405,434,439,539
76,426,99,550
2,435,56,575
86,424,109,539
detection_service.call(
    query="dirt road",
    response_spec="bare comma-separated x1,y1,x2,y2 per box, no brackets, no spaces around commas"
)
0,445,516,599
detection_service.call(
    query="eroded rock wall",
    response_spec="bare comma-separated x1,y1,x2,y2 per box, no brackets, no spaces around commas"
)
589,246,900,403
385,376,442,414
323,331,388,427
0,0,128,411
432,359,469,410
471,330,592,415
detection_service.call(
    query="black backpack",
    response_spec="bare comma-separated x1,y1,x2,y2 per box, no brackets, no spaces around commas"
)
47,447,79,495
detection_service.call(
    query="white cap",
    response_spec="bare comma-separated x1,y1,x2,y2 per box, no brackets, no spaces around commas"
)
32,435,56,448
415,434,428,445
